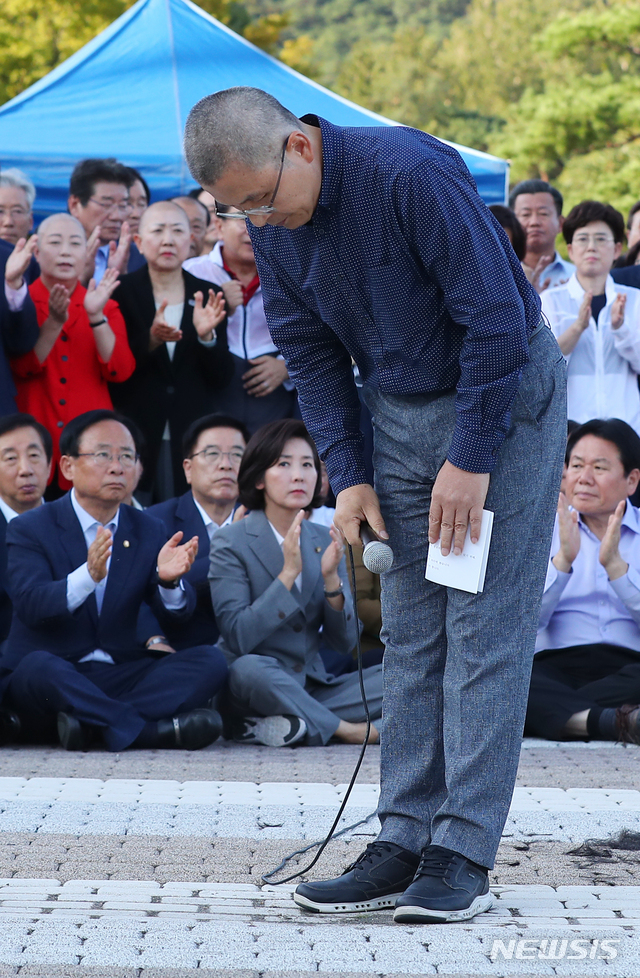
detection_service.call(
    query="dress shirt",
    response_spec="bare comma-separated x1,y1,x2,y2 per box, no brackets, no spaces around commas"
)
248,115,541,494
192,496,234,541
536,503,640,654
527,252,575,291
4,280,27,311
268,520,303,593
67,489,186,664
541,274,640,434
94,245,110,285
0,497,20,523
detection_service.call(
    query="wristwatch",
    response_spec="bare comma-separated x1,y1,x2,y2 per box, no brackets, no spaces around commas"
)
156,566,181,589
324,581,344,598
146,636,167,648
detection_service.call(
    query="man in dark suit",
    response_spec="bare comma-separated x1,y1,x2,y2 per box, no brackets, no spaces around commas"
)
0,237,40,417
1,410,227,751
0,413,52,643
143,413,249,650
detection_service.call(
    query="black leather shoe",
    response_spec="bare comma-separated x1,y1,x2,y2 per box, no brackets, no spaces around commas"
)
155,707,223,750
393,845,493,923
294,841,420,913
0,708,21,745
57,712,90,751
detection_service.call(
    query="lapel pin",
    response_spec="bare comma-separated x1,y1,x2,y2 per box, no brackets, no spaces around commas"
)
123,540,130,548
315,546,322,553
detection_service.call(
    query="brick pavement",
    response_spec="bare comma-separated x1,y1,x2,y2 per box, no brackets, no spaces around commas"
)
0,740,636,977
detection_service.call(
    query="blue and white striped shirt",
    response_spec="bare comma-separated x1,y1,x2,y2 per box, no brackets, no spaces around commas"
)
249,116,541,495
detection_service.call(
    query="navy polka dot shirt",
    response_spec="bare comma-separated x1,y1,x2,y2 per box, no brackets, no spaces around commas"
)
249,116,541,495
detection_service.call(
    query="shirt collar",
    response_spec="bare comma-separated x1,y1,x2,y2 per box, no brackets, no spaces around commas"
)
192,494,235,532
576,499,640,535
70,488,120,532
303,115,344,216
0,496,21,523
211,241,224,268
568,272,616,304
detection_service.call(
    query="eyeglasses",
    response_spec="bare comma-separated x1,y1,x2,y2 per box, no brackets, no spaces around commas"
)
88,197,132,216
75,451,138,468
215,135,291,220
572,234,615,248
189,448,244,465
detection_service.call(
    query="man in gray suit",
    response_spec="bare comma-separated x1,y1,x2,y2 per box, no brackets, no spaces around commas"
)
208,418,383,747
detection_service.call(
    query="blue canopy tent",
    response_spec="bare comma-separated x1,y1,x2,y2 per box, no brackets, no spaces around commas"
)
0,0,509,217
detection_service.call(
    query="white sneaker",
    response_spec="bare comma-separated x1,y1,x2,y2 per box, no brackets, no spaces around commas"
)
234,714,307,747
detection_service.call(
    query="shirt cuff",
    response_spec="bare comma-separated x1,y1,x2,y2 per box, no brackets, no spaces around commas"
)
67,563,98,612
447,425,504,474
159,580,187,609
4,279,27,311
609,567,640,609
197,335,217,348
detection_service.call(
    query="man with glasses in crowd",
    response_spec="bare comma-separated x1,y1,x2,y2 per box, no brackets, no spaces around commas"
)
183,86,566,924
0,409,228,752
542,200,640,435
141,413,249,652
68,158,144,284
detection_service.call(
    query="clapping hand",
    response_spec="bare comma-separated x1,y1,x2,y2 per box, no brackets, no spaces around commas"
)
611,293,626,330
48,284,71,326
149,299,182,350
321,525,345,581
84,267,120,321
278,509,304,590
193,289,226,342
107,222,132,276
5,236,37,289
599,499,628,580
157,531,199,583
552,491,580,573
81,226,102,285
527,254,554,294
88,526,113,583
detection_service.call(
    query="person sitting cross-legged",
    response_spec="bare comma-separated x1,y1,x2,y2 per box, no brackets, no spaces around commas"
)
208,418,383,748
0,410,227,751
526,418,640,743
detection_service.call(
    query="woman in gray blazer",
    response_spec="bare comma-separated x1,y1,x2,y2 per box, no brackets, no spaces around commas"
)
209,418,383,746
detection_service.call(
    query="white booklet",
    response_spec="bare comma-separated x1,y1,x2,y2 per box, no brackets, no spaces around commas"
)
425,509,494,594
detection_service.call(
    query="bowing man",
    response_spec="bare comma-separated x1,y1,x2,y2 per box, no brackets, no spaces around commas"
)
1,410,227,752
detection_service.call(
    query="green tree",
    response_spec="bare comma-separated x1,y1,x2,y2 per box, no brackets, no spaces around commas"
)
0,0,289,106
489,0,640,213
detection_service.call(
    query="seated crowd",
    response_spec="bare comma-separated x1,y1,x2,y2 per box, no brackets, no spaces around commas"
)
1,159,640,750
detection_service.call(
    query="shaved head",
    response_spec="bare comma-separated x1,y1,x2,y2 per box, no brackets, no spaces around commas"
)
138,200,190,234
39,213,86,239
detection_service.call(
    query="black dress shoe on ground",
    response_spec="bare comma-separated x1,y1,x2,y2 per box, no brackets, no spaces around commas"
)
393,844,494,923
294,841,420,913
57,712,90,751
155,707,223,750
0,709,21,745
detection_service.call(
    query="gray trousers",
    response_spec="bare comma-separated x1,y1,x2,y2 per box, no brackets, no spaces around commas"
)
364,324,567,869
226,654,383,746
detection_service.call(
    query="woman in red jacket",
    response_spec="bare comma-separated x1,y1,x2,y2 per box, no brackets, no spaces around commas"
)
11,213,135,486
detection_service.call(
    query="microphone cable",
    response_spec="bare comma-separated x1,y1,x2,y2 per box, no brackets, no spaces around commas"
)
261,541,377,885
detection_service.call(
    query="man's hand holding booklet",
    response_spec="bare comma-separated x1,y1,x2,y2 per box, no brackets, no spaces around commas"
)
425,509,494,594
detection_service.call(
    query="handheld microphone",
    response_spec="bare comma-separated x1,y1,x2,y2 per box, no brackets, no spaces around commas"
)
360,524,394,574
